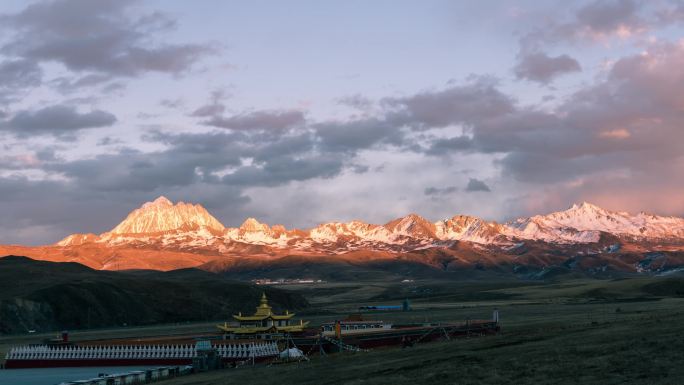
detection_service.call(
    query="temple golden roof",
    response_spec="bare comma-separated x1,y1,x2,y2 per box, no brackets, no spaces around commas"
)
217,293,308,334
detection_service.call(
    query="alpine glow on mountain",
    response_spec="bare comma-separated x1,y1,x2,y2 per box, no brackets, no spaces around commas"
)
56,197,684,249
1,196,680,275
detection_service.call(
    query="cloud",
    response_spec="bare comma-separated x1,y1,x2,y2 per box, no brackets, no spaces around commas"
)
204,110,305,130
0,0,212,78
514,52,582,84
315,118,405,154
2,105,117,137
0,59,42,101
50,73,118,94
522,0,647,48
190,89,229,117
384,77,514,129
160,98,185,109
47,126,349,193
656,2,684,24
465,178,491,192
337,94,373,110
573,0,643,38
424,186,457,196
425,136,473,156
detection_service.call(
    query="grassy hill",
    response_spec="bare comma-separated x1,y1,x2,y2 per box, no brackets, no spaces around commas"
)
0,256,308,334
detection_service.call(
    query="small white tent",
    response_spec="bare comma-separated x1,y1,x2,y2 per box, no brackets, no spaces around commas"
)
279,348,306,360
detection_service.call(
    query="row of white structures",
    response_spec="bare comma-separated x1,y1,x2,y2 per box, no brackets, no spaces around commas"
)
59,366,187,385
6,342,279,360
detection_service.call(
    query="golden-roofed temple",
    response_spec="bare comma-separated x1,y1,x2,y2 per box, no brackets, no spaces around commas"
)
217,293,309,335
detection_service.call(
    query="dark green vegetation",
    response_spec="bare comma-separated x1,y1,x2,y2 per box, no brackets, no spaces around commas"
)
0,256,307,334
3,256,684,383
166,276,684,385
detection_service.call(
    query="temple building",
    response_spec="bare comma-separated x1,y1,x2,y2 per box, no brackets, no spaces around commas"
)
217,293,309,337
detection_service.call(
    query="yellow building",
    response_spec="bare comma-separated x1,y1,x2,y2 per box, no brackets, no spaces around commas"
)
217,293,309,336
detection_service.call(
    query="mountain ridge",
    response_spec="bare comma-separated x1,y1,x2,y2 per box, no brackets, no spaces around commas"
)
4,197,684,277
56,197,684,249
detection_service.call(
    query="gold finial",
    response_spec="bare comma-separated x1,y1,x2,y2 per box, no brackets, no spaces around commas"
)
260,292,268,306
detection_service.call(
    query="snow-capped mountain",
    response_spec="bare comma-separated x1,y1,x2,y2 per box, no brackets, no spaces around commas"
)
436,215,508,244
57,196,226,247
56,197,684,251
504,202,684,243
5,196,683,275
108,196,225,234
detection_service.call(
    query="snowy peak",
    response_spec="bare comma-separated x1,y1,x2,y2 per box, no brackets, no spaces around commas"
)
309,221,391,243
505,201,684,242
53,197,684,251
57,233,101,247
384,214,437,239
239,218,270,233
435,215,505,243
108,196,226,235
141,196,173,209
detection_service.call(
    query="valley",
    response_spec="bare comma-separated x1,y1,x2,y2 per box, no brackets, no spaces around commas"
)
3,269,683,384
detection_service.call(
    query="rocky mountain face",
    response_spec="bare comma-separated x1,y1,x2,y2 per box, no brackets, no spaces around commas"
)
108,196,225,234
5,197,684,276
56,197,684,250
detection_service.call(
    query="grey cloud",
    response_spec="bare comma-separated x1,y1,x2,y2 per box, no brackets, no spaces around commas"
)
192,103,226,118
160,98,185,109
575,0,642,35
205,110,305,130
493,43,684,183
0,59,42,102
52,127,347,193
97,136,124,146
521,0,646,49
50,149,205,192
0,0,211,78
424,186,457,196
425,136,473,156
191,89,229,117
370,42,684,189
0,59,42,90
315,118,404,153
514,52,582,84
657,2,684,24
465,178,491,192
50,73,115,94
349,164,370,174
337,94,373,110
220,154,345,187
2,105,116,137
384,78,514,129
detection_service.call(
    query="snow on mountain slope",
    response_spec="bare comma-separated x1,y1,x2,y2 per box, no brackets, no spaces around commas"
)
383,214,437,239
309,221,393,243
55,197,684,251
56,233,101,247
435,215,507,244
505,202,684,243
109,196,225,234
223,218,294,245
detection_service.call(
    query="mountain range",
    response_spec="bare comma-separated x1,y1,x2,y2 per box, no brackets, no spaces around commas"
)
2,196,684,278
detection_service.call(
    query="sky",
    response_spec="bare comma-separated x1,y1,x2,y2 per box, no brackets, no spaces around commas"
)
2,0,684,245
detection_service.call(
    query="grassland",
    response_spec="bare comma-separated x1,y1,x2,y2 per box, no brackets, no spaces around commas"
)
164,276,684,384
3,275,684,384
